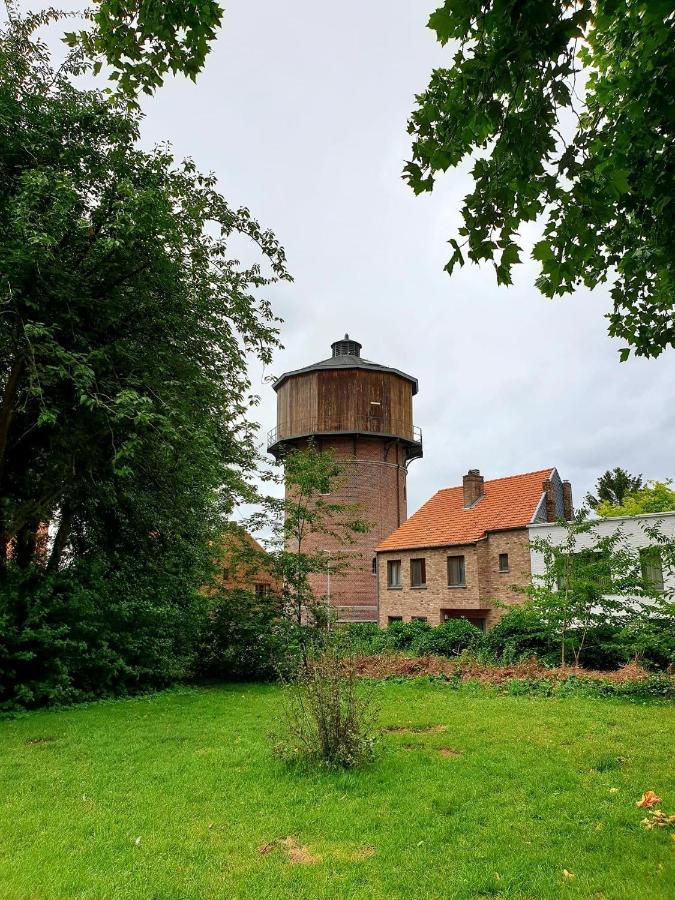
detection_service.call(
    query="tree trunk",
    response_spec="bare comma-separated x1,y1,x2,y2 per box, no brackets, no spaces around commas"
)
14,517,40,568
0,354,24,485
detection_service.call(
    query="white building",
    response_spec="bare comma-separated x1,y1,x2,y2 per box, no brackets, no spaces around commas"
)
529,511,675,596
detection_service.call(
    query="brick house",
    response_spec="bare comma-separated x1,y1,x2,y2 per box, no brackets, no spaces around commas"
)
376,468,573,630
213,525,280,598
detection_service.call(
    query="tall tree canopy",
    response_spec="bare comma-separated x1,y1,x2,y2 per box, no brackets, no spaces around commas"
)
585,468,643,509
596,481,675,518
406,0,674,359
0,14,288,706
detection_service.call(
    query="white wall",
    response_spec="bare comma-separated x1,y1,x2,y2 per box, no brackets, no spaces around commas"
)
528,512,675,594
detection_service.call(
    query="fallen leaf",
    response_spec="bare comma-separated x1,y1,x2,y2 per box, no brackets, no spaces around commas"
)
134,836,141,847
563,869,575,880
609,787,619,794
636,791,662,808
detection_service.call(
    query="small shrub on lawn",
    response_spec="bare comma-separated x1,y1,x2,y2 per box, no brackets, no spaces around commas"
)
416,619,485,657
276,644,378,769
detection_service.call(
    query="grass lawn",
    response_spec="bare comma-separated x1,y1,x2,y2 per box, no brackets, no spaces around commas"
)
1,682,673,899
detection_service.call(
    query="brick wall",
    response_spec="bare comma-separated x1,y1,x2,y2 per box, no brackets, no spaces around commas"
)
297,435,409,621
377,528,532,628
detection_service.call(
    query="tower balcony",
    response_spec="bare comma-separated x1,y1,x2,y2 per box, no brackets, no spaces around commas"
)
266,417,423,461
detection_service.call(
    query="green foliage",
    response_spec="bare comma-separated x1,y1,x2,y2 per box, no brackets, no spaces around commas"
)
407,0,675,358
378,619,433,651
416,619,484,657
196,589,305,682
277,643,378,769
596,481,675,517
0,16,288,708
586,468,643,509
527,511,675,665
0,560,206,711
62,0,224,99
340,622,382,655
503,674,675,702
617,617,675,671
484,606,559,664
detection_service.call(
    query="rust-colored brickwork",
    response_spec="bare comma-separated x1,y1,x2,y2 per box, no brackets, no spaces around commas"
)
299,436,408,621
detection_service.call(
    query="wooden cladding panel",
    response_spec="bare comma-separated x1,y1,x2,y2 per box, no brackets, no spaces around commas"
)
275,372,318,437
276,368,413,440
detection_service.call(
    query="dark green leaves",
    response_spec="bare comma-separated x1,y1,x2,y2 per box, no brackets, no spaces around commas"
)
407,0,675,359
71,0,225,99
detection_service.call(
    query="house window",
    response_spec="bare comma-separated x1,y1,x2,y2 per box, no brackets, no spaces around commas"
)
255,583,268,598
412,616,428,622
498,553,509,573
372,557,377,576
388,615,403,624
447,555,465,587
640,548,664,593
387,559,401,588
410,558,426,587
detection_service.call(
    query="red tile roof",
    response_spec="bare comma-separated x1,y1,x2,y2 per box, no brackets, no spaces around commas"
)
376,469,554,552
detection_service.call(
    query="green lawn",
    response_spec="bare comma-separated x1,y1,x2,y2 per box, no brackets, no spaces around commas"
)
1,683,673,899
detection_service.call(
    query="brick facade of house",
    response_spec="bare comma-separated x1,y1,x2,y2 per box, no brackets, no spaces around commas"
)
377,528,532,629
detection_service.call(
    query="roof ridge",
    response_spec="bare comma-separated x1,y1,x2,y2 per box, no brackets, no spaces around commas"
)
436,468,553,495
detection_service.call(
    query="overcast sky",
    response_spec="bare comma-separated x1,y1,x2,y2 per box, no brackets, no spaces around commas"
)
37,1,675,514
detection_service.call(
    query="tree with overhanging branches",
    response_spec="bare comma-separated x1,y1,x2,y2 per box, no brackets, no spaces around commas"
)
406,0,674,359
0,9,289,706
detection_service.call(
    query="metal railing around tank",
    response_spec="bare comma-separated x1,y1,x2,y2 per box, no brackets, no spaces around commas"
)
267,417,422,450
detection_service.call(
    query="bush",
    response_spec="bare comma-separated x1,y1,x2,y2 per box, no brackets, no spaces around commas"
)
416,619,485,657
197,589,305,682
616,617,675,671
0,560,206,712
276,644,378,768
341,622,383,653
572,624,626,671
379,619,433,652
485,606,558,664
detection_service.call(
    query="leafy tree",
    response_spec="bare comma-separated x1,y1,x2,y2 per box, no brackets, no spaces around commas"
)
527,512,674,665
245,447,370,626
585,468,643,509
0,14,288,705
406,0,675,359
597,481,675,518
4,1,225,100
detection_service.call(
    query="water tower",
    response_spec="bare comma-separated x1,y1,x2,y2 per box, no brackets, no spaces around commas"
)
267,335,422,622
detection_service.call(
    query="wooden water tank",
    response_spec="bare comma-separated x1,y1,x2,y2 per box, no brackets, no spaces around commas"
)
267,335,422,459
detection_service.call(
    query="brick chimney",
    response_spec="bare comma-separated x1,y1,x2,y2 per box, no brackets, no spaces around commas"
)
562,480,574,520
542,478,557,522
463,469,484,507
